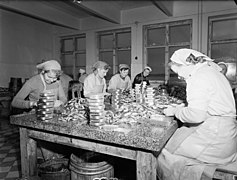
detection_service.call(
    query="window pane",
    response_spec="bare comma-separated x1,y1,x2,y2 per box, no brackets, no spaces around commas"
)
147,27,166,46
117,32,131,48
147,48,165,80
62,39,73,52
75,53,86,67
62,67,73,77
99,51,113,80
100,34,113,49
62,54,74,67
170,24,191,43
117,50,131,66
212,19,237,41
211,42,237,60
76,37,86,51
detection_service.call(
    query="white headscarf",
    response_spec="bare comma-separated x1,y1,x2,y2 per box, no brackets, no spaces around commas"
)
170,48,213,65
170,48,221,79
36,60,61,71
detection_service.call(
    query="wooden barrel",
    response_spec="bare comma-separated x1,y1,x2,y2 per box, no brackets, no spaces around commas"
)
38,158,70,180
69,152,114,180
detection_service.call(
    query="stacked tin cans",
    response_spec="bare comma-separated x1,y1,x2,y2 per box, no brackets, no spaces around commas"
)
145,87,155,106
88,94,105,127
129,88,135,100
111,89,122,112
36,91,55,121
135,84,142,103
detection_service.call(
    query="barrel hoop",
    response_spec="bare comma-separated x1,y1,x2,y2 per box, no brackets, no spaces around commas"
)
70,160,111,171
70,153,108,167
69,164,113,176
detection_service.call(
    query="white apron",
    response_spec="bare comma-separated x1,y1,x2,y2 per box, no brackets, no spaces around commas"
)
157,115,237,180
93,75,105,94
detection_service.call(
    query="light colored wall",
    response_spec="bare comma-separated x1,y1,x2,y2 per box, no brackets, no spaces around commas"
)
0,9,75,87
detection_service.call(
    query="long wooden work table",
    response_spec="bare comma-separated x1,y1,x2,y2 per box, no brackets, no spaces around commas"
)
10,112,178,180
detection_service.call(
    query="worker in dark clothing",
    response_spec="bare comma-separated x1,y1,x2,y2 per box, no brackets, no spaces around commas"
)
132,66,152,88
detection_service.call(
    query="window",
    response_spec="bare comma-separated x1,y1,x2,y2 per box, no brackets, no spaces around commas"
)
209,14,237,82
60,34,86,79
144,20,192,83
98,28,131,80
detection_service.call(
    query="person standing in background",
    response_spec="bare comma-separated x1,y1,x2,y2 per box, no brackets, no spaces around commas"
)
60,72,73,100
83,61,110,97
132,66,152,88
78,69,87,98
108,64,131,92
218,62,228,76
218,61,237,96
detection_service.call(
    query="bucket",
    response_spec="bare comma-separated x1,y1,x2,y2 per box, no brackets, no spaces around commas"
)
9,77,22,95
69,152,114,180
38,158,70,180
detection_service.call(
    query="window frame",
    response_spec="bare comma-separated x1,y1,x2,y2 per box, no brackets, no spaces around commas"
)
144,19,192,83
208,13,237,83
97,28,131,80
60,34,86,79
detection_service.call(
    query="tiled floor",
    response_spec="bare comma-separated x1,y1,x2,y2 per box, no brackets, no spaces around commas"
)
0,116,21,180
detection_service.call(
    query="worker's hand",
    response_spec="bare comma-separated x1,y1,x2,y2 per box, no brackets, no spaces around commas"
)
176,103,185,107
103,92,111,96
163,106,176,116
54,100,63,108
29,101,37,108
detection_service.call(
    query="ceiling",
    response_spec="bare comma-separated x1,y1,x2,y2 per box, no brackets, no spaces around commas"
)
42,0,173,23
0,0,173,29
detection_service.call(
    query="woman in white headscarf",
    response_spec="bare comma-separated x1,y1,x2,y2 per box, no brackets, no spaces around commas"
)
83,61,110,97
157,48,237,180
11,60,67,109
108,64,132,92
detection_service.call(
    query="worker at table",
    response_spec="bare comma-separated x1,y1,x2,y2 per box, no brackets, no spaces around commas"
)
83,61,110,97
157,48,237,180
132,66,152,88
11,60,67,160
11,60,67,110
108,64,131,92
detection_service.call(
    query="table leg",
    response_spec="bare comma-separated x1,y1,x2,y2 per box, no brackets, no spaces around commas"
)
28,138,37,176
136,151,157,180
20,128,29,177
19,128,37,177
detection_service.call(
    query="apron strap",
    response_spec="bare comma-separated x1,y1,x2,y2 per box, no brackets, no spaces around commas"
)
40,74,47,91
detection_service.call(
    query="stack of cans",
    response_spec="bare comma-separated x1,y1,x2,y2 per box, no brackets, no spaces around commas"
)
111,89,122,111
141,81,147,94
145,87,155,106
129,88,135,100
135,84,142,103
36,91,55,121
88,94,105,127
